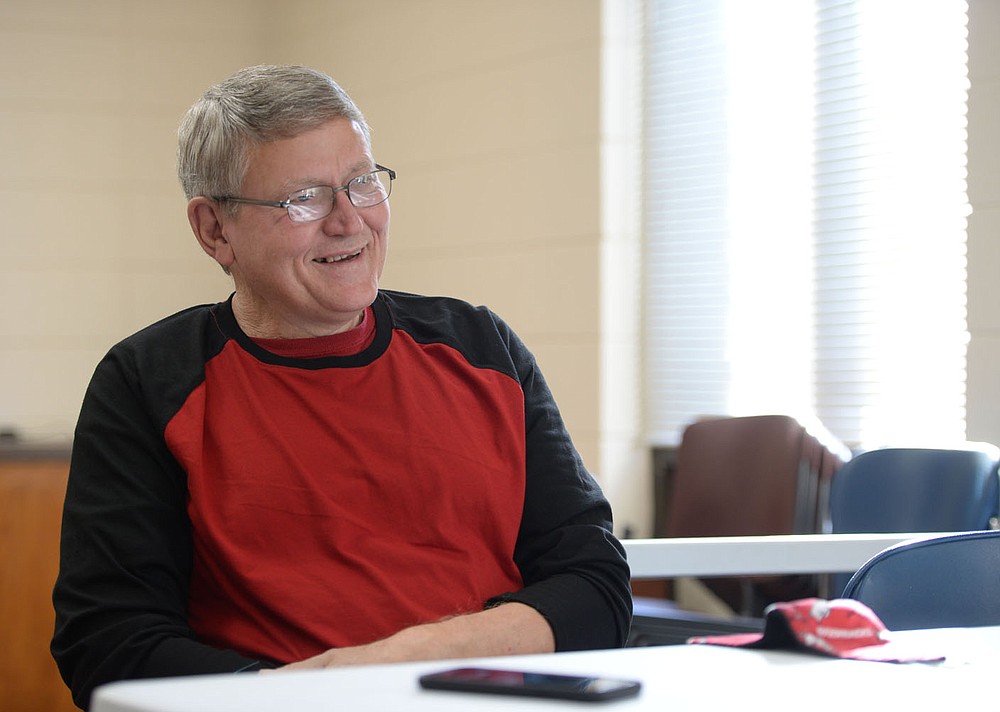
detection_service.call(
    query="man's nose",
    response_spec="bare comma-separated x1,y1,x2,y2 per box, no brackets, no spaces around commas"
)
321,190,364,235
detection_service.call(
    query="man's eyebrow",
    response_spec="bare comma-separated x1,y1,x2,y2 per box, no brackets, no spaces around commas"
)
279,160,375,193
346,159,375,176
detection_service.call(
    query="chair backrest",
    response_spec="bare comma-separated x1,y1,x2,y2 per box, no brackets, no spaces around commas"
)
663,415,848,615
842,530,1000,630
829,446,1000,534
666,415,846,538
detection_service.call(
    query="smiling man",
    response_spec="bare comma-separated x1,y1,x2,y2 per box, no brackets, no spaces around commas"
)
189,118,388,338
51,65,632,710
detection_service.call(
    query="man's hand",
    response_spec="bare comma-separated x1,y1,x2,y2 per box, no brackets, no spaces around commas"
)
274,602,554,671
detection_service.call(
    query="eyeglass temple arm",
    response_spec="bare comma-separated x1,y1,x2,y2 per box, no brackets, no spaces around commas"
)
217,196,288,208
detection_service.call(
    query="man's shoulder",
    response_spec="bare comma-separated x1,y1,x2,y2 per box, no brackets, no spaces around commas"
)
87,302,228,424
379,289,488,315
107,301,226,371
127,302,220,342
377,290,519,374
378,289,505,340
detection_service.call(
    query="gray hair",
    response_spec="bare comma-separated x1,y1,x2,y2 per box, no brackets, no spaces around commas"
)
177,65,370,201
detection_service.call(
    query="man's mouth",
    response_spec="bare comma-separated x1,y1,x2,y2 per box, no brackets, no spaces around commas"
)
315,248,363,264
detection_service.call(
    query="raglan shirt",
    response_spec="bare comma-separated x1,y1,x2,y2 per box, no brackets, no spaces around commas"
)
52,290,632,709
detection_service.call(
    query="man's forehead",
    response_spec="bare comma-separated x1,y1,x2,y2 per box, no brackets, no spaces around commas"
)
275,158,375,194
248,121,374,192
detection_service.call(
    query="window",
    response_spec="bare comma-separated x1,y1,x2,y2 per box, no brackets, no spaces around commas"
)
644,0,970,448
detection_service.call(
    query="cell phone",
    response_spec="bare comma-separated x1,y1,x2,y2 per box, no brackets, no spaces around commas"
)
418,666,642,702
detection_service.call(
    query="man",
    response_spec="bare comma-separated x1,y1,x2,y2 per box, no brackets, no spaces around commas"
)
52,64,632,709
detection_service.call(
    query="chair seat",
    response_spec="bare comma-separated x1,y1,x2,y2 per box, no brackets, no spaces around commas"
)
628,597,763,647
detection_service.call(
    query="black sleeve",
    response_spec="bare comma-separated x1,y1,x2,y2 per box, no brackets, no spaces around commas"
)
485,316,633,650
51,346,273,711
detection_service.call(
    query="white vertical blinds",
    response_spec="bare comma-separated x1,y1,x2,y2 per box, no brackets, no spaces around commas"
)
812,0,970,446
644,0,970,448
645,0,733,440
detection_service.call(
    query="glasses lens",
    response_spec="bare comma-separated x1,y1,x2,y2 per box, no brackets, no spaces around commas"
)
349,169,392,208
286,186,335,222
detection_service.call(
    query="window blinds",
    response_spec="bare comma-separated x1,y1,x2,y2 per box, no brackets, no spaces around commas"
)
644,0,969,448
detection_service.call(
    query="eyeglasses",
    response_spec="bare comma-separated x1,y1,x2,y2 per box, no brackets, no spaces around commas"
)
214,164,396,223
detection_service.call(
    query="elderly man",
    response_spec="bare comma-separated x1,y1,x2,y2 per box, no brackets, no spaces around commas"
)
52,64,631,710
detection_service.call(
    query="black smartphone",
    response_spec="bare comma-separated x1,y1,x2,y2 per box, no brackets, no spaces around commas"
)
418,666,642,702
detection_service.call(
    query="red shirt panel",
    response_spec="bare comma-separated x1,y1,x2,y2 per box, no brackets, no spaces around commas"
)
165,328,527,663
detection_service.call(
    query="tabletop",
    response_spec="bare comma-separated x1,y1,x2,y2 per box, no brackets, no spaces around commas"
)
91,625,1000,712
622,532,944,578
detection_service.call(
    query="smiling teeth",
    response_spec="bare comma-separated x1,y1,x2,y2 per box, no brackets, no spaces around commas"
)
318,250,361,263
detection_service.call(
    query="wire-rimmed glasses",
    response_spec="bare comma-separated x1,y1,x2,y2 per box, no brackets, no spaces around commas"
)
215,164,395,223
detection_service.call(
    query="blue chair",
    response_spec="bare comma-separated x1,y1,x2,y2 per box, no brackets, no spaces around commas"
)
828,445,1000,594
842,530,1000,630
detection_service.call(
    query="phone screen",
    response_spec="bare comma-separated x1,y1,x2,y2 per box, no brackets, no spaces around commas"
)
418,666,642,702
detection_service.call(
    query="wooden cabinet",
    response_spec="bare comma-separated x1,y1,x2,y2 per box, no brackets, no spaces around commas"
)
0,458,79,711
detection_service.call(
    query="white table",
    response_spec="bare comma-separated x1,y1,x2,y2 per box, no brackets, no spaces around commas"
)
91,625,1000,711
623,533,943,578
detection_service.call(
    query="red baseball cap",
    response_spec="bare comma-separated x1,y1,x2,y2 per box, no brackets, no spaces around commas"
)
688,598,944,663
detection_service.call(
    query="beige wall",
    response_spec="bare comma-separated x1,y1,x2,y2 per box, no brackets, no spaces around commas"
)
0,0,648,531
3,0,999,537
0,0,259,437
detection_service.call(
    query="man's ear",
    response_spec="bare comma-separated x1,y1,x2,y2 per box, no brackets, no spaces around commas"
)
188,197,236,270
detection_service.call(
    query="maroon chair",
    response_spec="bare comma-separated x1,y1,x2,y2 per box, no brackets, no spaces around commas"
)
662,415,848,616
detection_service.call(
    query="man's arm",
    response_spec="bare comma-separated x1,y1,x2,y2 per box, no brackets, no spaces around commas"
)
499,316,633,650
52,344,271,710
276,602,554,670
